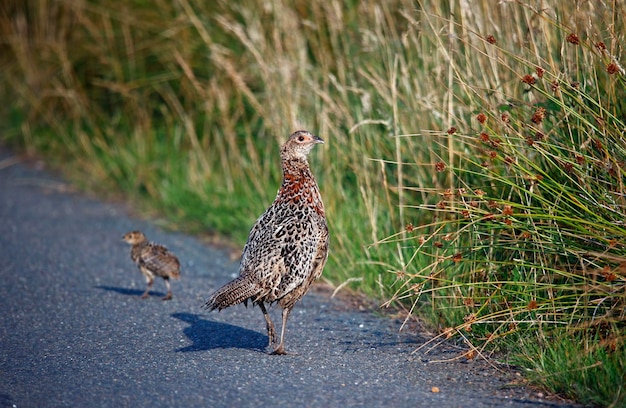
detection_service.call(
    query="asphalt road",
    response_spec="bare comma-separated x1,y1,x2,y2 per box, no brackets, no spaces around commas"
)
0,147,578,408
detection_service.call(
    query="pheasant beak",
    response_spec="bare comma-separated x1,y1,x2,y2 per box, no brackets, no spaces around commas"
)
313,135,325,144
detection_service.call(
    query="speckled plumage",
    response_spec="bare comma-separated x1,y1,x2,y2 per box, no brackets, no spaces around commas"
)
123,230,181,301
204,130,329,355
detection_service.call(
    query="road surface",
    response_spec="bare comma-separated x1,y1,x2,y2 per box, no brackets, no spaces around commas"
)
0,147,577,407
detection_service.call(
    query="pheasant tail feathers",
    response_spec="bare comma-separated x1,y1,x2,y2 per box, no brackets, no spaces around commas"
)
204,276,258,311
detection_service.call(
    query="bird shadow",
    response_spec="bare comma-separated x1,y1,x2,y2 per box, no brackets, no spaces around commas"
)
171,312,267,352
95,285,166,299
0,394,15,408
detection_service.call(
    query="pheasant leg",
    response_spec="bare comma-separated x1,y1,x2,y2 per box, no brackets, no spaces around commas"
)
141,277,154,299
258,303,276,347
271,307,292,355
162,278,173,301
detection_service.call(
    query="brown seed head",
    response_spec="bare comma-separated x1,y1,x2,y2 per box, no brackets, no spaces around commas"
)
443,327,455,339
593,138,603,150
562,162,574,173
522,75,536,85
595,115,606,130
604,271,617,282
566,33,580,45
503,205,513,216
486,35,497,44
477,113,487,124
464,313,476,323
532,107,546,124
575,154,585,165
447,126,457,135
479,132,490,142
550,80,560,93
536,67,545,78
607,63,619,75
435,161,446,172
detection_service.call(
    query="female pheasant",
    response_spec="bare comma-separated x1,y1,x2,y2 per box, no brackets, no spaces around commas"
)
123,230,181,300
204,130,329,355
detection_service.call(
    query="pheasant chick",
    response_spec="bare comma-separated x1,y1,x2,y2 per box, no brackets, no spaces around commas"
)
123,230,181,301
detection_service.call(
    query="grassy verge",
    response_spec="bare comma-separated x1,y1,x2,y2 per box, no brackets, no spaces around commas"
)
377,2,626,406
1,0,624,405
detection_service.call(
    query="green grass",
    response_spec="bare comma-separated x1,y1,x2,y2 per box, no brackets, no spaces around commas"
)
513,331,625,407
1,0,625,405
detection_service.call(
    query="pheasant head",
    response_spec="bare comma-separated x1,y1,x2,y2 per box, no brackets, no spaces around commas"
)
280,130,324,162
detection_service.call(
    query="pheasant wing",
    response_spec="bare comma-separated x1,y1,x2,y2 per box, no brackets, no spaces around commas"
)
139,244,180,279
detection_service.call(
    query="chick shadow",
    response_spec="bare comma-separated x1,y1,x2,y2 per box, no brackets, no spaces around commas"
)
171,312,267,352
0,394,15,408
95,285,166,299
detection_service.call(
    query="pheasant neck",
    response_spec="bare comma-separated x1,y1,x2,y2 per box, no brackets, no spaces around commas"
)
131,242,148,260
278,158,325,217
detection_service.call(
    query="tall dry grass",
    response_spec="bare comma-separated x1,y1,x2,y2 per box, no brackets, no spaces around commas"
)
1,0,625,404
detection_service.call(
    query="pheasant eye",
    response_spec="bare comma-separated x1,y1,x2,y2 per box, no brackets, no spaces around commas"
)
298,136,305,141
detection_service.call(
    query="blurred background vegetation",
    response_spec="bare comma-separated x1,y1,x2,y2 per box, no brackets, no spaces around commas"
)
1,0,624,405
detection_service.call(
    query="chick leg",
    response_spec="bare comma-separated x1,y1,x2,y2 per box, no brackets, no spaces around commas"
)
162,278,173,301
141,276,154,299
